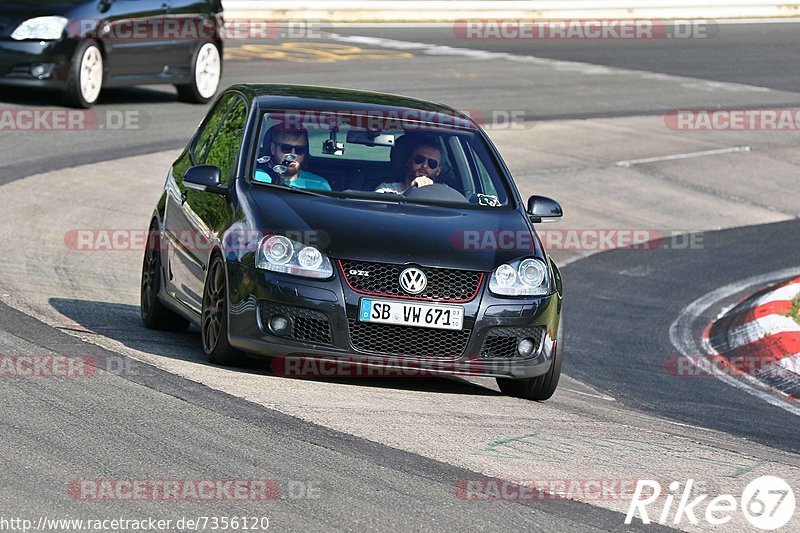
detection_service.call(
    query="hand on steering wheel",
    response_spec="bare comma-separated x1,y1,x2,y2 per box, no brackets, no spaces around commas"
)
401,176,434,194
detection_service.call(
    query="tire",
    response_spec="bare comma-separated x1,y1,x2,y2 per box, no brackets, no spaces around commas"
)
176,41,221,104
64,40,103,108
201,255,247,366
140,226,191,332
497,321,563,401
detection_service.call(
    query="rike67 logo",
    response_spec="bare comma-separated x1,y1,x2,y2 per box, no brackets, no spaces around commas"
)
626,477,795,530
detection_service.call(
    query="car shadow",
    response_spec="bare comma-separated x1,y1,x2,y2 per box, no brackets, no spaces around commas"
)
48,297,500,396
0,86,179,107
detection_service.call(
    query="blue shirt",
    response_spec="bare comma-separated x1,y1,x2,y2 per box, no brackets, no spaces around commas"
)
254,169,331,191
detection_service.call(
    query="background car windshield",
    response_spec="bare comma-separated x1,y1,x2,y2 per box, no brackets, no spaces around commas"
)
252,111,511,207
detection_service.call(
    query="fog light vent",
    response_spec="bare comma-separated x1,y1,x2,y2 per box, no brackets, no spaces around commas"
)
480,327,545,359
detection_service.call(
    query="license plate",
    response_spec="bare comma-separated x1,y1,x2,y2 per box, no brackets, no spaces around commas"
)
359,299,464,330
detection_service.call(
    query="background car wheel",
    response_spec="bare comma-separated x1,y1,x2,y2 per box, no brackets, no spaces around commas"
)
140,226,190,332
64,40,103,108
201,255,247,365
176,41,221,104
496,321,563,401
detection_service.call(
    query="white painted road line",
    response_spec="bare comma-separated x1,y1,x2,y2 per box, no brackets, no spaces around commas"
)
561,387,616,401
326,33,775,93
616,146,752,167
670,267,800,417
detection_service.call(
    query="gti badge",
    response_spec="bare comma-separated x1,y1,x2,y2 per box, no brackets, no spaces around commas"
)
399,267,427,294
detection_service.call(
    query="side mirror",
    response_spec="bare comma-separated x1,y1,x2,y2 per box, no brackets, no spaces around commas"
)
527,195,563,223
184,165,227,196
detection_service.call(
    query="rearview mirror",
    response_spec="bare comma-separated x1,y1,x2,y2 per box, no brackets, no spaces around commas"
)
183,165,227,196
346,130,396,147
527,195,563,223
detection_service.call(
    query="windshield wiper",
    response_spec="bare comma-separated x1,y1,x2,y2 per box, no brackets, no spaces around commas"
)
332,190,409,203
266,183,330,197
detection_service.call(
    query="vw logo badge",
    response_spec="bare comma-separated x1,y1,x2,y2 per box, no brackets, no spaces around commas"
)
399,267,427,294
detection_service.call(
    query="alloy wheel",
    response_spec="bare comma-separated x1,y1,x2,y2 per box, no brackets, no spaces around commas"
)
202,259,226,353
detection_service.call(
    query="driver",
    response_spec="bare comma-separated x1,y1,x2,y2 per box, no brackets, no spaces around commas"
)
375,140,441,194
254,124,331,190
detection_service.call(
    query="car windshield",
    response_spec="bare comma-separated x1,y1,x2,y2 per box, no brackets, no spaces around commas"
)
250,111,512,207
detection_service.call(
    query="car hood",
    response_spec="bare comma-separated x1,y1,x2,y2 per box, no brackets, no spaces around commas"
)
247,188,543,272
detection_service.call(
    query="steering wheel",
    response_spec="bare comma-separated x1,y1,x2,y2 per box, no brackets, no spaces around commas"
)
403,183,468,202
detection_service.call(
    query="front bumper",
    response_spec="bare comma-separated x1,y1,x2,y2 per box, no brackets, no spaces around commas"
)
0,38,76,90
227,263,562,380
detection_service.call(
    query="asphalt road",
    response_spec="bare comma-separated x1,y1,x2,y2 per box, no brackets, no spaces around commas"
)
1,21,800,532
563,218,800,453
1,299,647,531
3,22,800,183
329,22,800,93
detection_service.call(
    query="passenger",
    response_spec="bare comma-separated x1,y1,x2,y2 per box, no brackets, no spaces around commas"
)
374,140,441,194
254,124,331,190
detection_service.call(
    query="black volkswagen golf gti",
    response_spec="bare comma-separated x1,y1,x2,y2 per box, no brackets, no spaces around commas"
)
141,84,565,401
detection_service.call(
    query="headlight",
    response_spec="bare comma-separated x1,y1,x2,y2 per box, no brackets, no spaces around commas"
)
11,16,68,41
256,235,333,279
489,258,550,296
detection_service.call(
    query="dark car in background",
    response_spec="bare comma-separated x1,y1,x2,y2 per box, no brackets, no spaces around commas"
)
140,84,565,401
0,0,223,107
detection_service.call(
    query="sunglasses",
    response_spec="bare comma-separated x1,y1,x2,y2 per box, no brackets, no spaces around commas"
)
273,141,307,155
413,154,439,169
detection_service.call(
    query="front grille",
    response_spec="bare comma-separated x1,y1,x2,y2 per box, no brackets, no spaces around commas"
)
348,319,471,358
339,260,482,302
259,302,333,345
480,327,545,358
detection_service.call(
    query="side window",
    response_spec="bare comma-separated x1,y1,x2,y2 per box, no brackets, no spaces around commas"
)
468,143,499,196
205,98,247,184
191,93,234,164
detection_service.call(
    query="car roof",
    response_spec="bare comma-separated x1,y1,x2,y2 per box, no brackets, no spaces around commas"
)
231,84,479,130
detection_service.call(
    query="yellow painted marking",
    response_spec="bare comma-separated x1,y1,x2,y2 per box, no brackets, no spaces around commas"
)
224,42,413,63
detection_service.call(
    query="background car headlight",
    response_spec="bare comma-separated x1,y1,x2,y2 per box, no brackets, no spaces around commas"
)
11,16,68,41
489,258,550,296
256,235,333,279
